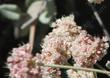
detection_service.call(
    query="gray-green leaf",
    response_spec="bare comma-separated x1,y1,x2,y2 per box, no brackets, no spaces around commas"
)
0,4,21,20
39,0,56,24
27,0,46,18
0,4,20,12
39,10,51,24
0,9,20,20
106,61,110,69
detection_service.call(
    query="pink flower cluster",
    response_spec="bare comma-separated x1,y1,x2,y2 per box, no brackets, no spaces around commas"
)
7,15,109,78
42,15,109,67
7,44,43,78
7,44,63,78
70,30,109,67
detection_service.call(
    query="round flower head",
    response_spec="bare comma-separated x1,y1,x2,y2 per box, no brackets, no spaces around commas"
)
42,15,82,60
41,15,81,78
42,15,109,67
7,44,42,78
70,30,109,67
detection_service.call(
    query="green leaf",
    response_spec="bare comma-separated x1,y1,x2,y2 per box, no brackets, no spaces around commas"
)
0,4,21,20
0,9,20,20
27,0,46,18
39,0,56,24
0,4,20,12
39,10,51,24
106,61,110,69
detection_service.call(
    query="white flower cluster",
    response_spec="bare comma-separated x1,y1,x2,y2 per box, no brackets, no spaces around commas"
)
70,31,109,67
67,69,94,78
42,15,109,78
7,15,109,78
7,44,35,78
88,0,104,4
7,44,62,78
42,15,109,67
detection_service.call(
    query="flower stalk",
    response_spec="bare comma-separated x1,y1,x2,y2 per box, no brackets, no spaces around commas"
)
42,64,110,75
29,24,36,50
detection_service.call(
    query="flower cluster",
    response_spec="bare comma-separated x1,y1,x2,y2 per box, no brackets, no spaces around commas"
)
7,44,62,78
42,15,81,59
7,15,109,78
42,15,109,67
7,44,43,78
88,0,104,4
70,30,109,67
67,69,94,78
42,15,109,78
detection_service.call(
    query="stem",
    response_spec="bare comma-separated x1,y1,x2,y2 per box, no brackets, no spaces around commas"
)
21,17,37,29
43,64,110,75
95,63,110,77
93,72,97,78
96,63,105,70
87,2,110,42
29,24,36,50
21,1,46,30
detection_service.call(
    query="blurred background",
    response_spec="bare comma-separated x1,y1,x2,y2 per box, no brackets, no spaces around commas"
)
0,0,110,78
